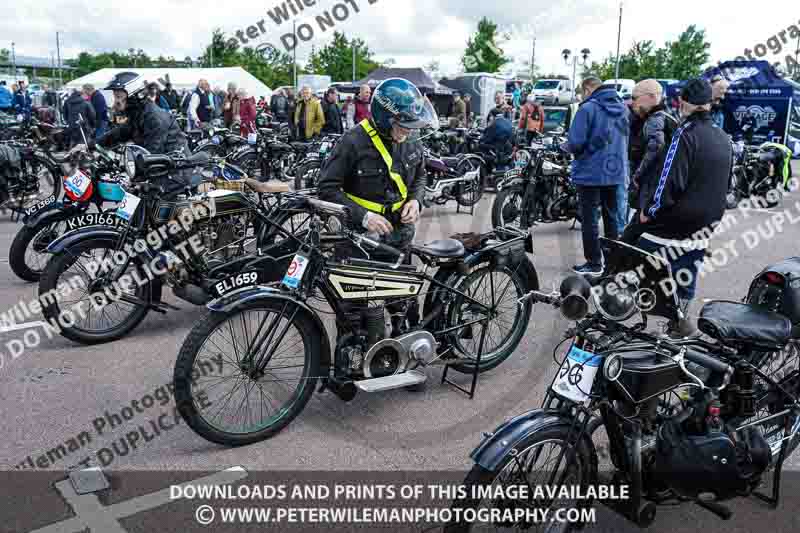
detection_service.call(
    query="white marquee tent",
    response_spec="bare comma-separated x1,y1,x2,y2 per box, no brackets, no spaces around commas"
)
63,67,272,105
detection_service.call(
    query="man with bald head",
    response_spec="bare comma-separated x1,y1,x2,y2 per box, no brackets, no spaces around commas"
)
629,79,678,217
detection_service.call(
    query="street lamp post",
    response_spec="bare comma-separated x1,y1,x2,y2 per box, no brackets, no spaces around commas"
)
562,48,591,96
11,42,16,78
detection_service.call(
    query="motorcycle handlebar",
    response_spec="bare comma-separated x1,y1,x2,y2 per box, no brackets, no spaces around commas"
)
681,348,732,375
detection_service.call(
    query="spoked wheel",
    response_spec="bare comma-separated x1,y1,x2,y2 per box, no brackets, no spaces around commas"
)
491,185,527,231
8,155,61,212
263,208,314,246
456,158,484,207
446,263,532,373
294,159,321,191
746,341,800,463
726,171,742,209
445,428,597,533
38,238,152,344
9,217,68,282
173,299,321,445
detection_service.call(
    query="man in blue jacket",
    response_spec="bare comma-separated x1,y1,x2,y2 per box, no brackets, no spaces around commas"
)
14,81,32,119
0,81,12,113
562,76,630,276
84,84,109,138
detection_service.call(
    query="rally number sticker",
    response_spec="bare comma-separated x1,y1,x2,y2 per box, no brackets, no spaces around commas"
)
116,192,141,222
551,345,603,404
282,254,309,289
64,169,91,198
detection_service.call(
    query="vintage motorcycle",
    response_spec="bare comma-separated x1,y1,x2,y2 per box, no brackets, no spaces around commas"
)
422,148,485,210
446,239,800,531
9,144,126,282
172,198,539,445
37,148,291,344
727,140,791,209
491,139,578,231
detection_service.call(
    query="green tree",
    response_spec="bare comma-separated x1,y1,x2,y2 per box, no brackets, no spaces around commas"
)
0,49,9,65
306,31,379,81
665,25,710,79
461,17,510,73
200,29,240,67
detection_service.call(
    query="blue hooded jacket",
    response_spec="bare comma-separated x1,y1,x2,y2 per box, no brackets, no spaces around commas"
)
0,85,12,109
564,85,630,186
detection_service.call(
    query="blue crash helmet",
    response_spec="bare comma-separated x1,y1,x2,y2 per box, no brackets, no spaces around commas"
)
369,78,438,134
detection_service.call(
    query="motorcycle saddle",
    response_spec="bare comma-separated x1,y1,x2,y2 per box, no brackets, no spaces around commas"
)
412,238,465,258
697,300,792,350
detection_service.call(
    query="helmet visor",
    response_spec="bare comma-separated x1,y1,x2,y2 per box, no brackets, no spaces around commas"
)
392,95,439,131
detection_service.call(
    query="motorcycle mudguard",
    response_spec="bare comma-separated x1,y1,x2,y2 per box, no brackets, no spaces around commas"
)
46,227,124,254
207,287,332,369
468,238,539,291
470,409,572,471
24,202,84,227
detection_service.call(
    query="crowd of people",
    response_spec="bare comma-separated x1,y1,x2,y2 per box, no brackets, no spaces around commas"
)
0,80,33,119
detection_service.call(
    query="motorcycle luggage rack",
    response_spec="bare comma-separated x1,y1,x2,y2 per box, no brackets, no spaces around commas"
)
440,317,489,399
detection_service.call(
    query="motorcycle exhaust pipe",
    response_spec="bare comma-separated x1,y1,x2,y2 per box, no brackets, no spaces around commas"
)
327,376,357,402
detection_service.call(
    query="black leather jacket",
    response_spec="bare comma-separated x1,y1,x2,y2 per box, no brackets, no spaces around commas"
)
98,100,189,155
317,122,426,225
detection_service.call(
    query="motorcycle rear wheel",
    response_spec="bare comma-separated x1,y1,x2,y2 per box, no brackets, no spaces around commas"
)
9,217,68,282
173,298,321,445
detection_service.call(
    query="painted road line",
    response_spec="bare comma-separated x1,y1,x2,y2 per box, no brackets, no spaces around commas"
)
0,321,49,334
29,466,249,533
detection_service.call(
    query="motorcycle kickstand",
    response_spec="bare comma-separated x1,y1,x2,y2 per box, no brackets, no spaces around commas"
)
752,416,792,508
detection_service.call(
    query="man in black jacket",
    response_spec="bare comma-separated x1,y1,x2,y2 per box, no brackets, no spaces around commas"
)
318,78,432,255
629,79,679,216
626,78,732,337
270,88,289,122
75,72,189,156
321,87,343,135
161,82,179,110
63,88,96,147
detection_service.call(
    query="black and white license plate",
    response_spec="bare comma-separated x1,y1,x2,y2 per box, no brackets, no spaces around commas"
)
210,270,263,298
24,194,56,216
504,168,521,179
63,211,124,231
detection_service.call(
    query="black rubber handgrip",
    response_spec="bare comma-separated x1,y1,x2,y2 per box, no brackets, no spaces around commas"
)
683,348,731,374
375,241,404,259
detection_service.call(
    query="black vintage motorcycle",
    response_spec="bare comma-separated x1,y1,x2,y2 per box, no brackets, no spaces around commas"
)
727,140,791,209
491,139,578,231
172,198,539,445
9,144,126,282
37,149,289,344
446,239,800,532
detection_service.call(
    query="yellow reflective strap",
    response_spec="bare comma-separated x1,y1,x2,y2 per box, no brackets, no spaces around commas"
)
345,192,404,214
358,119,408,204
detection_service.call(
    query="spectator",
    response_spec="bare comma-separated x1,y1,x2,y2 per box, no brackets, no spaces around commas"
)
293,85,325,140
512,82,522,110
629,79,679,221
83,83,109,138
161,82,178,110
463,93,472,126
479,115,513,155
146,82,170,110
709,74,732,130
286,88,297,137
238,88,257,137
14,81,32,119
346,84,371,129
63,88,96,147
223,82,240,128
189,79,214,130
321,87,343,135
518,94,545,144
270,88,289,122
0,81,12,113
624,78,732,337
452,93,467,127
341,95,353,126
487,91,513,123
561,76,630,277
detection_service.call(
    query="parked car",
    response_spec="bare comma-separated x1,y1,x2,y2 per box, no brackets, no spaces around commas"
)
532,79,573,105
603,78,636,100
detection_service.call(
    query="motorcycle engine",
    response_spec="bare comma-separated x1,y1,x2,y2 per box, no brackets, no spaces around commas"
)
653,406,771,500
204,215,248,266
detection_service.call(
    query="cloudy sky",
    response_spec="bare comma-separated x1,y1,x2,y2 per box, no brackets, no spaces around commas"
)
4,0,798,79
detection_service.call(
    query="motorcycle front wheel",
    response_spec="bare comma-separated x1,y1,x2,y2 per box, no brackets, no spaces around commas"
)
491,184,526,231
445,426,598,533
455,158,484,207
38,238,152,344
9,216,70,282
445,262,532,373
173,298,321,446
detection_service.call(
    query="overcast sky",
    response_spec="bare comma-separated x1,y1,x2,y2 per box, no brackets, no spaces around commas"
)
4,0,799,79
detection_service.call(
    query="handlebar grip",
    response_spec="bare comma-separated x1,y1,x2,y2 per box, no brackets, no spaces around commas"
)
374,241,405,260
683,348,732,375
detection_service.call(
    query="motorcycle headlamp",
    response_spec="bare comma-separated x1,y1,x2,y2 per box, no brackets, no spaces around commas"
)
592,276,639,322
